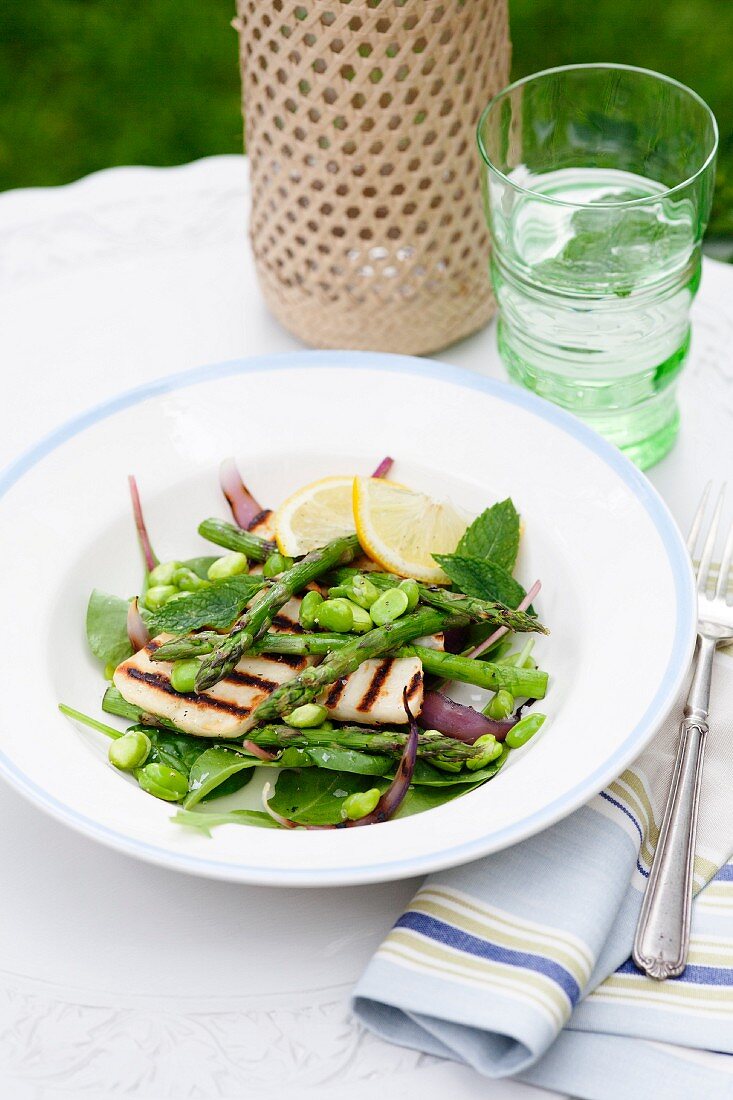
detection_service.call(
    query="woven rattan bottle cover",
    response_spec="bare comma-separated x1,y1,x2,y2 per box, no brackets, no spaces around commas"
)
235,0,510,354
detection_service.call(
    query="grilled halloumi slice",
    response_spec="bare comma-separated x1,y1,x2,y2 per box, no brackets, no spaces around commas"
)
114,635,314,738
249,510,276,541
113,595,312,738
320,656,423,725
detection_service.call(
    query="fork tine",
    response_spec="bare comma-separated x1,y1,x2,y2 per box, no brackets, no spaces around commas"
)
715,514,733,601
697,484,726,591
687,481,712,555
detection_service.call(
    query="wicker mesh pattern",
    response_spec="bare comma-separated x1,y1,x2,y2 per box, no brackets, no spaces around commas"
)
235,0,510,354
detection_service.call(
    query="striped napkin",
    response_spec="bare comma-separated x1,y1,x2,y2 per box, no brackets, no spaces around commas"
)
353,650,733,1099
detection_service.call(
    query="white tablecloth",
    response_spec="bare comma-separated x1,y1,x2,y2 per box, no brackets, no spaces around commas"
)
0,156,730,1100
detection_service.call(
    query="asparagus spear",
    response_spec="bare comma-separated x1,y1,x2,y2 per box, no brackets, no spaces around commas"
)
101,688,485,761
407,644,546,698
244,724,485,761
198,517,276,563
151,629,348,662
150,631,546,697
102,685,180,730
329,568,547,634
251,607,459,721
195,533,361,691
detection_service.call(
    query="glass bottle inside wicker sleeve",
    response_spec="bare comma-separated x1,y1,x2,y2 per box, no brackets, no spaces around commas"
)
235,0,511,355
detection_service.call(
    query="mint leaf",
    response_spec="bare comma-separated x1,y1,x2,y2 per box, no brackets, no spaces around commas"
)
433,554,526,608
146,574,266,635
456,499,520,570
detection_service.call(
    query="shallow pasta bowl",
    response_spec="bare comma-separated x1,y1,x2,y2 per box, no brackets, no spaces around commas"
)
0,351,695,886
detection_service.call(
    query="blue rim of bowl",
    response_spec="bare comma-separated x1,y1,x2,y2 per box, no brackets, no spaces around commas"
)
0,351,696,885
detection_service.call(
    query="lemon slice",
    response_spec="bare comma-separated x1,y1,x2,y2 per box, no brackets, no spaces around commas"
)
353,477,469,582
275,476,356,556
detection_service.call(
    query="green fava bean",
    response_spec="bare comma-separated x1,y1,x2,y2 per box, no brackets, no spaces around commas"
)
466,733,503,771
299,589,324,629
347,601,373,633
486,689,514,720
327,585,351,600
108,730,152,771
147,560,183,586
341,787,381,821
144,584,178,610
172,567,206,592
398,578,420,611
505,713,546,750
263,552,294,578
350,574,379,609
284,703,329,728
370,587,409,626
136,762,189,802
170,659,200,694
316,598,354,633
207,552,249,581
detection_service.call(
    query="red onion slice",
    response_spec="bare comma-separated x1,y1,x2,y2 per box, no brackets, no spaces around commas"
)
220,458,264,530
261,690,419,829
243,740,279,761
128,475,158,574
127,597,150,651
419,690,515,743
371,456,394,479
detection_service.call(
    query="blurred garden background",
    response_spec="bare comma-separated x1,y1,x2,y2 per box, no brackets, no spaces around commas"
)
2,0,732,247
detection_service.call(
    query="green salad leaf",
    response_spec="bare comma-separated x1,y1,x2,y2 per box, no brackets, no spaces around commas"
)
86,590,134,667
146,573,266,635
269,769,376,825
433,554,526,608
171,809,280,834
456,499,520,571
305,745,392,775
184,746,255,808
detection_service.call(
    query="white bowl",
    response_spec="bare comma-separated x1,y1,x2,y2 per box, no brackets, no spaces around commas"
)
0,351,695,885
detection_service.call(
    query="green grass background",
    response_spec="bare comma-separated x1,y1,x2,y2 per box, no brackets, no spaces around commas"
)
2,0,732,238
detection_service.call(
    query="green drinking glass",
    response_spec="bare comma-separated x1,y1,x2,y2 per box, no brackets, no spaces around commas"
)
477,64,718,468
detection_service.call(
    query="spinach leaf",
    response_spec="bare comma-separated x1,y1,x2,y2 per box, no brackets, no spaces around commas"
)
456,499,520,571
172,808,280,834
410,755,507,785
185,744,315,807
270,769,384,825
86,590,134,667
306,745,392,775
395,781,482,817
146,574,265,635
433,554,526,608
184,747,255,808
144,727,212,775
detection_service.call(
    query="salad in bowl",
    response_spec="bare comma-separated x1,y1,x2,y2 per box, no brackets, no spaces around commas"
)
61,456,549,833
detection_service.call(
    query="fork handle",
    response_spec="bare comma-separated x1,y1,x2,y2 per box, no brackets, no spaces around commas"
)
632,634,715,980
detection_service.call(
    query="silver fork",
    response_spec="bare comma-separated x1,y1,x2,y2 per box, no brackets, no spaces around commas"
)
633,484,733,980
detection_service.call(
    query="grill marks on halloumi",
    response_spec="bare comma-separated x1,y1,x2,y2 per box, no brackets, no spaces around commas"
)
320,656,423,725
